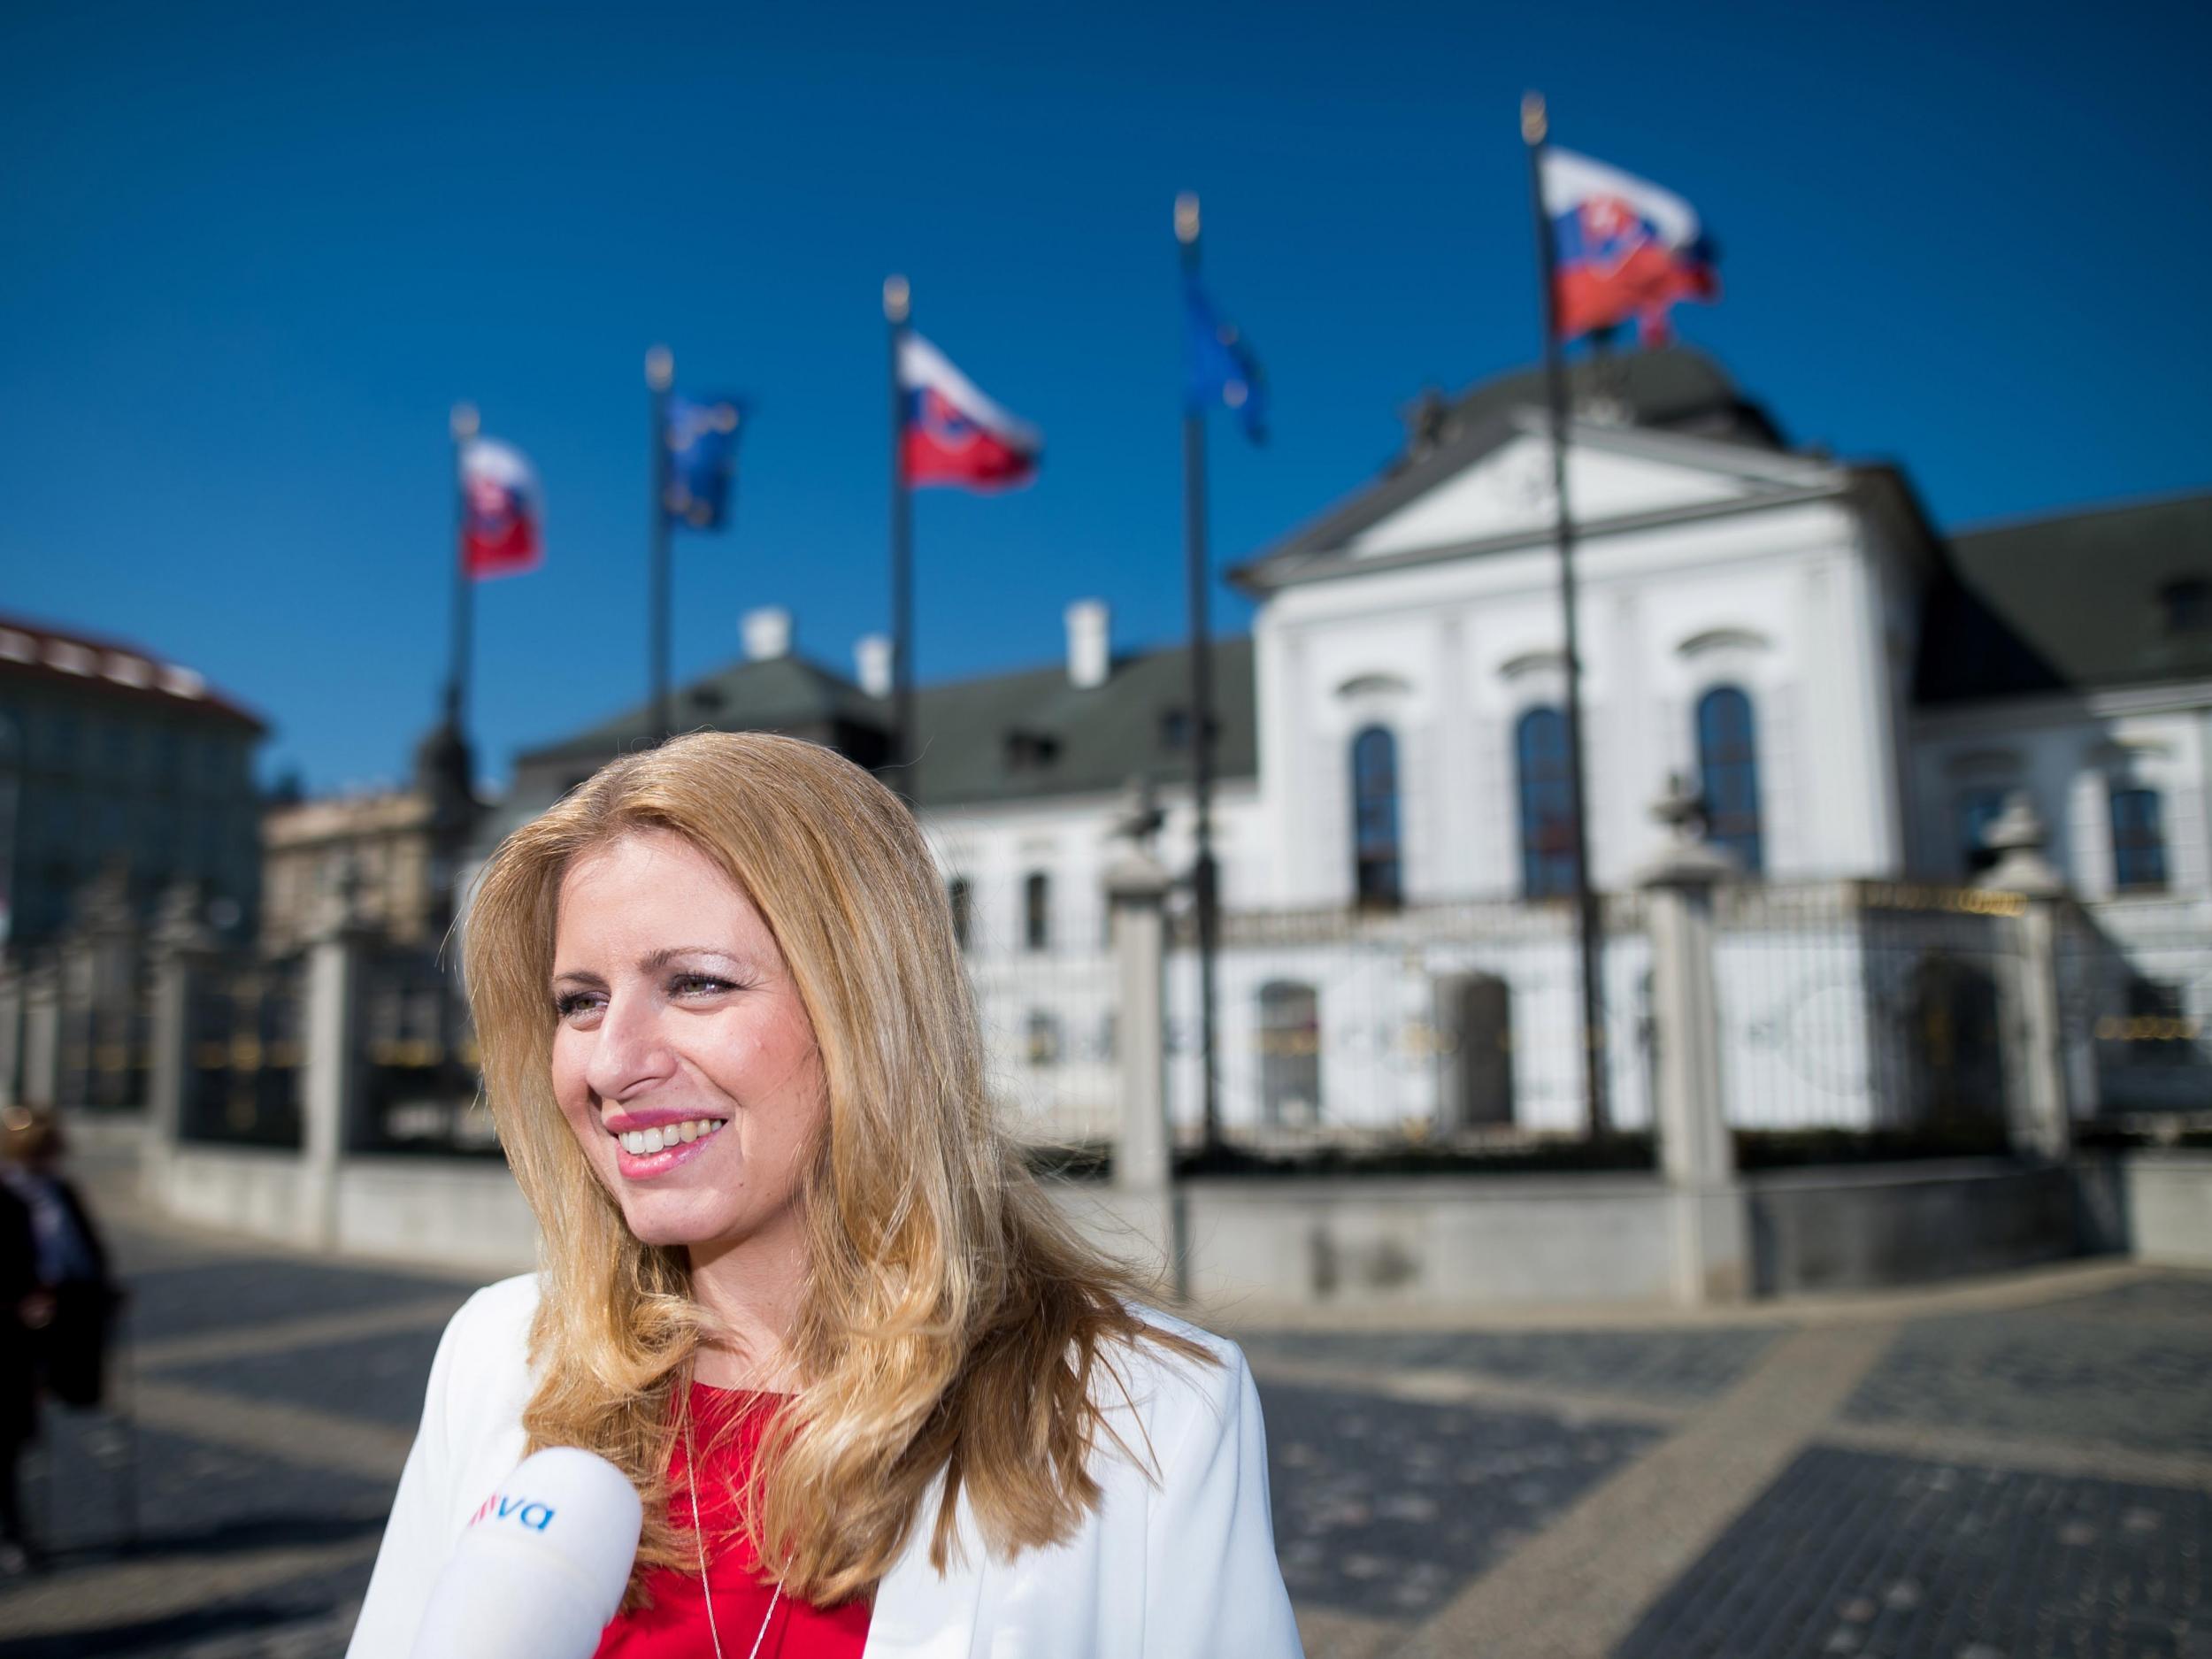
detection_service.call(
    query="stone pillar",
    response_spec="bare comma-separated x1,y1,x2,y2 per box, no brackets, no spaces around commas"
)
55,927,94,1109
144,884,217,1200
1103,779,1181,1293
1976,794,2072,1162
0,962,22,1109
1109,851,1172,1195
59,864,139,1110
302,880,372,1251
1640,778,1747,1304
20,956,59,1110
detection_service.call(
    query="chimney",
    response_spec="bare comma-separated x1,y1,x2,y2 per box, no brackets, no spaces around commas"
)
741,606,793,662
1064,599,1110,690
854,634,893,698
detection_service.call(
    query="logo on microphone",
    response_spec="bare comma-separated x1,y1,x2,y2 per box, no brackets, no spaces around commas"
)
468,1488,557,1532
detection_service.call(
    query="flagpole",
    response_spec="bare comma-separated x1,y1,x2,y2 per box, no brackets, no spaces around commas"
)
446,402,480,737
1176,193,1223,1158
885,274,915,794
1523,92,1611,1140
646,345,675,744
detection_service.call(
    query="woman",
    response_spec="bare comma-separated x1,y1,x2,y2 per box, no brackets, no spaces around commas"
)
349,733,1302,1658
1,1107,118,1574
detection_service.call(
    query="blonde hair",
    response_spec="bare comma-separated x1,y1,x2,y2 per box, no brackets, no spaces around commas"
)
464,731,1203,1605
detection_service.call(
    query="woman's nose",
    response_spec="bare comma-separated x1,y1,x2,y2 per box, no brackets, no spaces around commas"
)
582,993,676,1102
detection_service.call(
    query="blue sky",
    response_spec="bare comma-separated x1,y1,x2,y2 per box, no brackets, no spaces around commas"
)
4,0,2207,792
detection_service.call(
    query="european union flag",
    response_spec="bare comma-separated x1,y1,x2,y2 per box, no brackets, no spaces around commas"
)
661,394,746,531
1184,279,1265,443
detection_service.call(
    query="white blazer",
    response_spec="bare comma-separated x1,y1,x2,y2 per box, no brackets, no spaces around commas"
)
347,1275,1305,1658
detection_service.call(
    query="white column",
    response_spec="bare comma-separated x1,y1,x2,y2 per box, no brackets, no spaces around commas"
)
20,958,59,1110
1108,849,1171,1195
1640,778,1747,1304
0,964,21,1108
144,888,218,1201
1977,794,2072,1161
1102,787,1182,1295
302,901,370,1251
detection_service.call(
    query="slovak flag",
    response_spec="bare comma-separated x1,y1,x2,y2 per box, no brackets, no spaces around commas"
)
1540,147,1720,345
458,436,543,579
897,332,1041,492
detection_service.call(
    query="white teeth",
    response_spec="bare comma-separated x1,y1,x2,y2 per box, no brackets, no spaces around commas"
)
614,1118,728,1156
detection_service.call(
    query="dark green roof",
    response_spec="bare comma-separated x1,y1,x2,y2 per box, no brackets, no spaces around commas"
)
906,637,1255,808
518,656,887,766
1916,492,2212,704
515,638,1257,810
1432,346,1785,449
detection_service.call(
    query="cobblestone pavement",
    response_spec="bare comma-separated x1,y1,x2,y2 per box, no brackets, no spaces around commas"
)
0,1200,2206,1659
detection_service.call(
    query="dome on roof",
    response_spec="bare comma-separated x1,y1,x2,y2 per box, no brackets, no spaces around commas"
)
1421,346,1785,455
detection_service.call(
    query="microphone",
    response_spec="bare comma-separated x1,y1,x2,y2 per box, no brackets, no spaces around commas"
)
407,1447,644,1659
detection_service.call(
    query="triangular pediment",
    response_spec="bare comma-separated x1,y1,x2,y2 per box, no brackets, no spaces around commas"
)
1347,429,1756,559
1234,405,1849,594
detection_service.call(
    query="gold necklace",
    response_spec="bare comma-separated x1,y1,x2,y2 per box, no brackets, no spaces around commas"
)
684,1401,783,1659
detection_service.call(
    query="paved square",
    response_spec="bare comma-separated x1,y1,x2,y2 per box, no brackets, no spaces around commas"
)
3,1188,2206,1659
118,1255,467,1344
1238,1325,1780,1405
1259,1379,1660,1621
1615,1445,2212,1659
157,1327,449,1433
1842,1282,2212,1459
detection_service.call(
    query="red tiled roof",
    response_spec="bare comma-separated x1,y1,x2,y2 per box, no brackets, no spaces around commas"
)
0,611,267,733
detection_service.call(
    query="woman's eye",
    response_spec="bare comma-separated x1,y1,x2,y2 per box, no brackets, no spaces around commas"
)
554,992,605,1021
670,974,735,998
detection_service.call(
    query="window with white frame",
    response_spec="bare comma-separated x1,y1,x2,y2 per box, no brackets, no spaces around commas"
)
1516,706,1578,899
1349,725,1402,908
2110,787,2167,891
1695,686,1763,874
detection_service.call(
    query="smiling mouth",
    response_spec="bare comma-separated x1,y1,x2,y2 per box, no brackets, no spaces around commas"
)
609,1118,728,1156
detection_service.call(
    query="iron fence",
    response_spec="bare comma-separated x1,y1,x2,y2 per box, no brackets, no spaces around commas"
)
58,964,153,1114
964,941,1122,1148
28,873,2206,1173
1164,895,1654,1159
2063,896,2212,1117
181,956,306,1148
358,946,495,1155
1713,880,2018,1147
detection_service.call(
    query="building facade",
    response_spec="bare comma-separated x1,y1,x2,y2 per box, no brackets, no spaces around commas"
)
488,349,2211,1139
0,612,266,950
259,719,480,957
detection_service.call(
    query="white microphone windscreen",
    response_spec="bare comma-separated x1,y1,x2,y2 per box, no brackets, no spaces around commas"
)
407,1447,645,1659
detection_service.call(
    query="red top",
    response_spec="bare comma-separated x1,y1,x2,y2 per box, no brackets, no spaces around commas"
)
593,1385,873,1659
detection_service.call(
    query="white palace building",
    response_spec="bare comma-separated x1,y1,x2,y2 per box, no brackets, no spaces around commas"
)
492,349,2212,1145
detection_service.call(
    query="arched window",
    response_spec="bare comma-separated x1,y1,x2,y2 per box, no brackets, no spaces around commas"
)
946,877,972,950
1023,871,1050,951
1516,707,1578,899
2111,787,2167,891
1349,726,1402,908
1695,687,1763,874
1257,980,1320,1125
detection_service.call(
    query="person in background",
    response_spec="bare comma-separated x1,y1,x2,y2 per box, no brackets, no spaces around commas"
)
0,1106,119,1573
